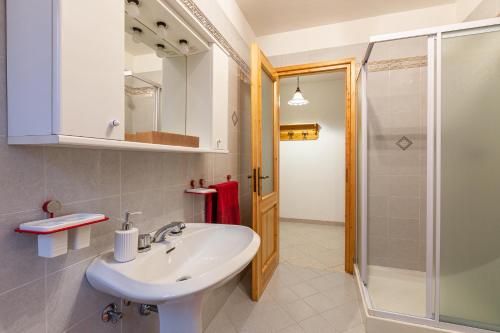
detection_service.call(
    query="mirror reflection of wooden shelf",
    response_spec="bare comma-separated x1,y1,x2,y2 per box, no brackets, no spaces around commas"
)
125,131,199,148
280,123,321,141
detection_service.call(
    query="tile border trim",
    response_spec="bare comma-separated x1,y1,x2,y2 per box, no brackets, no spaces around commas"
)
178,0,250,76
368,56,427,72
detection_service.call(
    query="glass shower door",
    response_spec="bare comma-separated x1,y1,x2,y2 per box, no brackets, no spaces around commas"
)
439,27,500,331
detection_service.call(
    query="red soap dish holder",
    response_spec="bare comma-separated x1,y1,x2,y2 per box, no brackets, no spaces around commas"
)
15,214,109,258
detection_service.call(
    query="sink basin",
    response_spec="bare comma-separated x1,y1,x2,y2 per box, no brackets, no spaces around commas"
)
86,223,260,333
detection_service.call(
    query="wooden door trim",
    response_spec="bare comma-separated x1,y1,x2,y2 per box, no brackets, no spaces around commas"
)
276,58,357,274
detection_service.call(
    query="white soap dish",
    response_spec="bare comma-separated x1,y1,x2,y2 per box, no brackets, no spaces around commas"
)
185,188,217,194
15,213,108,258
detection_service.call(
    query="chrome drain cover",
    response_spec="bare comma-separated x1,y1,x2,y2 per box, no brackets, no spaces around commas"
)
176,275,191,282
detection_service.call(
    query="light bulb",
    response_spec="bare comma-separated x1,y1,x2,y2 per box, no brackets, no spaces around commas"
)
132,27,142,43
126,0,140,18
156,44,167,58
157,22,169,39
179,39,189,55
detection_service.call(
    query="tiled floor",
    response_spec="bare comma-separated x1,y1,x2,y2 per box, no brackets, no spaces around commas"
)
205,221,366,333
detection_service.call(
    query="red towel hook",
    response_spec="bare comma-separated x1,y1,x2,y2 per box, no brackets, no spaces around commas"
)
226,175,231,182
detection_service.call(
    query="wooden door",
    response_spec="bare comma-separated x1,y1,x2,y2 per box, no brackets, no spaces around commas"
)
250,44,280,301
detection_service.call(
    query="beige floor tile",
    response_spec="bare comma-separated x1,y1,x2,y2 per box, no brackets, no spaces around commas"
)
299,314,338,333
342,324,366,333
321,301,362,332
303,293,338,313
289,282,318,299
282,299,317,322
277,324,306,333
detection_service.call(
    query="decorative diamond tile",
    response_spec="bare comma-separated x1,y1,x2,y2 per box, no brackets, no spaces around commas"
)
231,111,239,126
396,136,413,151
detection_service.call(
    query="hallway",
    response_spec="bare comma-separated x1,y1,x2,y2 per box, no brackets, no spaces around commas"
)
206,221,365,333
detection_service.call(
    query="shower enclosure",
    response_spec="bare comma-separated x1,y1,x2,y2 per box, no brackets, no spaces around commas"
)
357,18,500,332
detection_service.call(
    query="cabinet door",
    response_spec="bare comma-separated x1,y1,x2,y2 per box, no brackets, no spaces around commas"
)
212,44,229,150
55,0,124,140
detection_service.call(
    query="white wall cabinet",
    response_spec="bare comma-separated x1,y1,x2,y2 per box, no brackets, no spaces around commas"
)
7,0,229,153
7,0,124,140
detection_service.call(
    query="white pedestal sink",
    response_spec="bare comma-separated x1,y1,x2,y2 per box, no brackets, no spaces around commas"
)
86,223,260,333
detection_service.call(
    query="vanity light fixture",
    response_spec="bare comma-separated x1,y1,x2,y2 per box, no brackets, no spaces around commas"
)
125,0,141,18
178,39,190,55
157,21,169,39
132,27,143,43
156,44,167,58
288,76,309,106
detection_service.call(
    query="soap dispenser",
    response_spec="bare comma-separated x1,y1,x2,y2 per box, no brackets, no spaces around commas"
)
114,211,141,262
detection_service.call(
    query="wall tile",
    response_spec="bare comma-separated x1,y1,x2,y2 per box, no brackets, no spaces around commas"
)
163,153,189,187
46,259,119,333
388,196,419,219
122,152,167,194
0,210,45,294
388,218,419,240
367,195,387,218
389,175,420,197
45,148,100,204
367,216,387,238
0,137,44,215
0,279,45,333
64,310,121,333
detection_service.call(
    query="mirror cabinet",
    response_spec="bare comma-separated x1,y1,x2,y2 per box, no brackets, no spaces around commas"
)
7,0,229,153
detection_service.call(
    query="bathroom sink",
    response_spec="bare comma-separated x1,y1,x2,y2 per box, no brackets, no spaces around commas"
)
86,223,260,333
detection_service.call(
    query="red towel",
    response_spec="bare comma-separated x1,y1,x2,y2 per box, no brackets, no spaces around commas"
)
205,192,215,223
206,181,241,225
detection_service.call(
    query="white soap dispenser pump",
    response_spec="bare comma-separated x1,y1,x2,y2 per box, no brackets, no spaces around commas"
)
114,211,140,262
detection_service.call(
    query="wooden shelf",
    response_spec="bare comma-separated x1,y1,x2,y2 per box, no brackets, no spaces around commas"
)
8,135,228,154
280,123,321,141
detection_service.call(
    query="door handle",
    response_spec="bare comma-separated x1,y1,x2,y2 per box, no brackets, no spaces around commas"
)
257,167,262,196
259,175,270,180
250,169,257,193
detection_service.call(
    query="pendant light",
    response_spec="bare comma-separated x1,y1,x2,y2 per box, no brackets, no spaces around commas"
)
288,76,309,106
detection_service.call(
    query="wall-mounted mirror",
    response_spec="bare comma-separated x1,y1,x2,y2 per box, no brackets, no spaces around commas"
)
124,27,191,145
123,0,211,148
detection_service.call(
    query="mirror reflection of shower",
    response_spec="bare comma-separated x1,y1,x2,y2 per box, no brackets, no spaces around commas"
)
124,72,161,134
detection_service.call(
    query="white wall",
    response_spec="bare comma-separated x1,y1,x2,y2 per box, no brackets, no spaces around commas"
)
257,4,457,57
280,74,346,223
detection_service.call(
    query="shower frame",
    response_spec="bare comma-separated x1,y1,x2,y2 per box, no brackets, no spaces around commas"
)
357,17,500,333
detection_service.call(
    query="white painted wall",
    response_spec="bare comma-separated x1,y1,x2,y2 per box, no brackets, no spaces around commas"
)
257,4,458,56
280,74,346,223
216,0,256,45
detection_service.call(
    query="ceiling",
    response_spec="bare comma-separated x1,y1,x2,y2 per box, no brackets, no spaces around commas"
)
235,0,455,36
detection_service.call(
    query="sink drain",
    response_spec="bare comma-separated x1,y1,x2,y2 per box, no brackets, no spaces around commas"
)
176,275,191,282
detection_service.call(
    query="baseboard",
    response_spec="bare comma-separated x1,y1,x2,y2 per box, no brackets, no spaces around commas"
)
280,217,344,227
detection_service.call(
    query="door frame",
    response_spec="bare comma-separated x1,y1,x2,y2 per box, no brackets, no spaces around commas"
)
276,59,357,274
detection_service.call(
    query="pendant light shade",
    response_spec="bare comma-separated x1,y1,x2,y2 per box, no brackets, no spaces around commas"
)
288,76,309,106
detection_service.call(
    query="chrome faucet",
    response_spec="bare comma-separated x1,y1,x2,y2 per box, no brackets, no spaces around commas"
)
152,222,186,243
